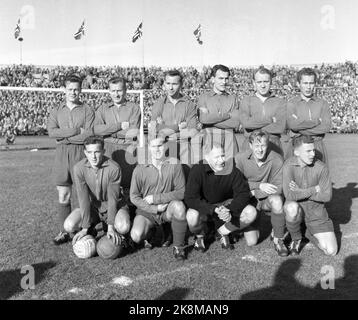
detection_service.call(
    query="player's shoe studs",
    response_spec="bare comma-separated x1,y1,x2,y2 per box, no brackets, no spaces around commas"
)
289,239,302,256
53,231,70,245
144,239,153,250
219,234,234,250
173,246,186,260
193,236,205,252
273,238,289,257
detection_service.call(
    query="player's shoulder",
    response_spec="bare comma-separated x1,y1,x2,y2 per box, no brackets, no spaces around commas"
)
95,102,110,112
126,100,140,109
105,157,120,170
268,150,284,164
313,159,329,172
189,161,206,174
74,158,87,172
49,104,63,113
81,103,95,113
197,91,211,100
283,156,297,168
234,150,250,164
240,95,251,103
288,96,301,104
165,157,182,165
313,96,329,105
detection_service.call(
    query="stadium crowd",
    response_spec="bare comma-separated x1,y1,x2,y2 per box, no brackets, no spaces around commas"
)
1,61,358,136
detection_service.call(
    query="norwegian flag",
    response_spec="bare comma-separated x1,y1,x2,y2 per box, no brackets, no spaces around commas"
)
132,22,143,43
193,24,203,45
14,18,22,40
74,20,85,40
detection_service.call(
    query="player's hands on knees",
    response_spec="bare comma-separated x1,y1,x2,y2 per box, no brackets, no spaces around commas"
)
215,206,231,222
107,225,120,246
157,203,168,213
144,195,154,204
72,228,88,245
259,183,278,194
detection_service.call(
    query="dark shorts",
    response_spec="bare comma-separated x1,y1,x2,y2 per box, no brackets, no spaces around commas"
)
54,144,84,186
249,196,272,213
89,204,131,227
300,201,334,235
135,209,167,226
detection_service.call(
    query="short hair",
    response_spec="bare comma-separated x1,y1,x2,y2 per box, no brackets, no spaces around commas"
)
248,130,269,144
164,70,183,83
108,76,127,90
292,135,314,150
65,74,82,87
211,64,230,78
297,68,318,83
84,136,104,150
253,67,273,81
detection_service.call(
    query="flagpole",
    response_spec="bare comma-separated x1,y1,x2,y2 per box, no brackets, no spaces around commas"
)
19,37,23,65
142,0,145,69
84,19,87,66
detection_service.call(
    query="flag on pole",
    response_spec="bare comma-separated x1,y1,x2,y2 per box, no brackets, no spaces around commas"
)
14,18,22,40
74,20,85,40
193,24,203,45
132,22,143,43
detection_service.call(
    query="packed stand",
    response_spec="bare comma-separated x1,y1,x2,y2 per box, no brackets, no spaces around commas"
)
1,62,358,135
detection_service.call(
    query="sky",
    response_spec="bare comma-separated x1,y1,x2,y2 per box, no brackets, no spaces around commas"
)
0,0,357,67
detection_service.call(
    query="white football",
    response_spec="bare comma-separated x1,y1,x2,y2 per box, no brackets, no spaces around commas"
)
73,235,97,259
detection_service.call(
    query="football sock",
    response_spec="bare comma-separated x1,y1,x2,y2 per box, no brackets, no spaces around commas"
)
57,202,71,232
286,220,302,240
271,212,286,239
171,217,187,247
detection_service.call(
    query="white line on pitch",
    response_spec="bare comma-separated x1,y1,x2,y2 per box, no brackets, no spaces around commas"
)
342,232,358,239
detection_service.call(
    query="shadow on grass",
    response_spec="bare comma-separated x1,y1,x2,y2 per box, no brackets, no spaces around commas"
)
326,182,358,249
0,261,56,300
241,255,358,300
241,258,316,300
155,287,191,300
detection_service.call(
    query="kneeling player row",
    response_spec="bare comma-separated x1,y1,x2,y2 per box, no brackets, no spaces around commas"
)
63,131,337,261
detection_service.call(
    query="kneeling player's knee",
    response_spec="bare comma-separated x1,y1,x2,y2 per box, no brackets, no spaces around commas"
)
246,236,259,247
58,196,70,205
241,205,257,224
322,242,338,256
130,228,143,244
168,201,186,220
244,230,259,247
186,209,200,227
269,195,283,213
114,214,131,235
57,187,71,204
63,218,77,233
284,201,299,222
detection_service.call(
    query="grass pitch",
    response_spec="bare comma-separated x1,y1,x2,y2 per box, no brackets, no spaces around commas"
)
0,134,358,300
